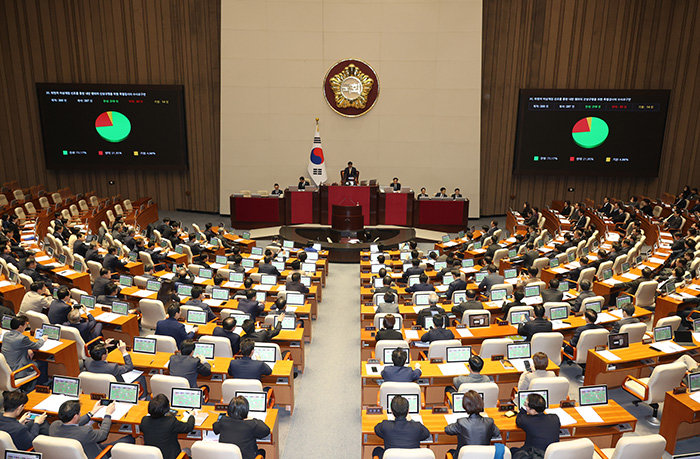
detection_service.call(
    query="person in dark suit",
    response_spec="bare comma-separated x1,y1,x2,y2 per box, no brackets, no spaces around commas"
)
420,314,454,342
518,305,552,342
417,187,429,199
102,246,126,272
168,339,212,388
512,393,560,456
375,315,403,342
521,243,539,269
390,177,401,191
435,187,448,198
0,244,21,270
560,200,572,217
258,256,281,276
566,256,593,282
401,258,424,284
373,276,398,295
599,197,612,217
22,257,51,284
445,390,500,455
405,272,435,293
619,267,653,294
92,268,112,297
373,395,431,459
140,394,194,459
65,307,103,342
173,267,195,285
155,304,197,349
452,289,483,320
85,241,104,264
48,286,73,324
665,209,683,231
297,176,309,190
85,341,132,381
213,396,270,459
1,315,49,389
49,399,134,459
381,348,421,382
445,270,468,300
228,338,272,380
451,188,463,199
564,309,600,355
541,279,564,303
478,264,505,293
96,282,120,307
241,317,283,342
610,303,639,333
213,317,241,355
270,183,283,196
0,390,49,450
184,286,216,322
570,279,596,313
237,289,264,318
416,294,445,328
285,272,309,294
341,161,359,185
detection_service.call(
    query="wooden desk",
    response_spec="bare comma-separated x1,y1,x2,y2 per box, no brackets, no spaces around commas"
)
0,276,26,312
413,198,469,232
360,401,635,458
90,308,140,346
653,279,700,327
1,334,81,377
230,195,286,229
659,391,700,454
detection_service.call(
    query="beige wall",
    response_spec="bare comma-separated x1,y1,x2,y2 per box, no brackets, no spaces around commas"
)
220,0,482,217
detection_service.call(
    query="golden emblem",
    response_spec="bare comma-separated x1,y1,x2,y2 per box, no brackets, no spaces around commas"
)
329,64,374,109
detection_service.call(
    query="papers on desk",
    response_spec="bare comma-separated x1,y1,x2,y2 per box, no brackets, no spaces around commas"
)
56,269,78,277
687,284,700,292
460,267,477,274
565,261,581,269
442,241,458,247
93,402,134,421
596,350,621,361
690,391,700,404
184,324,196,334
455,328,473,338
33,394,79,412
35,255,51,262
545,408,577,426
505,278,518,285
254,285,274,291
276,286,286,292
387,413,422,424
132,289,154,298
693,332,700,343
521,296,542,306
203,299,225,307
595,312,617,323
365,363,385,375
285,306,297,313
121,369,143,384
620,272,640,280
404,329,420,341
413,306,429,314
575,405,604,423
603,279,622,286
606,233,621,242
550,267,569,274
438,362,469,376
247,411,266,422
0,280,11,288
435,285,449,293
562,292,577,301
444,413,467,424
248,255,263,260
209,263,225,269
649,341,687,354
678,292,697,299
193,277,207,284
39,339,62,352
223,281,243,289
472,249,486,254
96,312,121,323
202,431,220,442
160,272,176,280
551,320,568,330
510,358,532,373
539,247,554,253
608,309,624,319
648,256,666,264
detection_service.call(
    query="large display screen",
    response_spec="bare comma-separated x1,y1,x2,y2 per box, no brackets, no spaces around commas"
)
513,89,670,176
36,83,188,170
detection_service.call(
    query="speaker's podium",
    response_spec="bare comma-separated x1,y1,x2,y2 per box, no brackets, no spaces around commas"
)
320,184,378,228
331,205,364,232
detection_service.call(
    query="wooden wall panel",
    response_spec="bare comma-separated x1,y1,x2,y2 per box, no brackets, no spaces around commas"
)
481,0,700,216
0,0,220,212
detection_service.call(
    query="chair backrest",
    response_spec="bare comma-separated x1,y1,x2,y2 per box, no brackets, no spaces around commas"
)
634,281,658,307
609,433,666,459
199,336,233,358
179,244,194,265
73,254,87,273
375,340,410,363
78,199,89,211
111,443,163,459
146,334,178,354
655,315,681,332
221,379,263,404
18,273,33,291
529,376,569,403
457,445,511,459
427,339,462,360
461,309,491,326
59,325,87,360
69,204,79,217
0,354,23,391
33,435,88,459
188,263,204,276
25,310,50,331
543,302,569,320
374,313,404,330
619,322,647,343
455,382,499,408
139,251,155,267
87,260,102,282
70,287,88,302
531,257,549,276
575,329,609,364
596,260,613,279
531,332,564,365
220,309,250,322
139,299,166,330
0,430,17,456
25,201,36,214
123,199,133,211
134,275,149,289
507,306,534,324
479,338,511,359
384,449,435,459
13,189,24,201
646,362,687,403
51,192,62,204
490,283,513,296
492,248,509,268
581,296,606,312
612,255,627,275
378,381,421,410
39,196,50,209
543,438,594,459
149,374,190,401
78,371,116,395
191,441,242,459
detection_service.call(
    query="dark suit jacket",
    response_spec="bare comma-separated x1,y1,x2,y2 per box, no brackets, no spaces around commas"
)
0,415,42,450
570,323,601,347
446,279,468,300
522,250,539,268
49,414,112,459
48,299,72,324
227,356,272,380
237,299,264,318
381,365,422,382
73,241,89,257
570,290,596,313
64,314,100,342
85,354,134,382
155,317,195,349
285,281,309,294
420,327,455,342
184,299,216,322
375,328,403,342
243,323,282,342
212,416,271,459
445,413,500,451
374,286,398,295
258,263,280,276
140,414,195,459
541,288,563,303
405,282,435,293
103,254,125,271
452,300,484,319
417,306,446,328
518,317,553,341
213,326,241,355
402,266,424,284
374,418,431,449
168,354,211,388
92,277,111,297
515,409,560,452
479,273,505,293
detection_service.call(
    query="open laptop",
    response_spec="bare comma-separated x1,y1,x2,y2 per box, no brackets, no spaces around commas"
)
473,241,483,250
387,393,419,415
198,268,213,280
452,291,467,304
509,310,530,325
579,385,608,406
111,301,129,315
215,255,228,265
211,287,229,301
434,261,447,271
286,291,305,306
446,346,471,363
451,391,485,413
235,391,268,420
549,258,559,268
146,279,162,292
601,268,613,281
517,389,548,410
171,387,203,410
490,287,508,302
5,451,42,459
507,342,531,361
468,313,490,328
508,248,517,258
373,277,383,288
271,260,285,272
462,259,475,268
674,330,695,346
109,382,139,404
414,293,431,306
41,324,61,341
53,375,80,398
687,372,700,392
260,274,277,286
229,272,244,283
177,284,193,298
194,342,215,360
608,332,629,350
474,272,487,283
186,309,208,325
408,276,420,287
423,316,435,329
80,294,96,309
524,284,540,299
251,247,264,257
119,275,134,288
241,258,255,269
132,337,157,354
616,295,632,308
73,260,84,272
252,345,277,364
383,347,410,365
653,325,673,342
557,281,569,292
585,300,602,313
1,315,12,330
442,273,455,285
274,315,296,330
549,305,569,321
442,235,451,243
255,291,267,302
504,268,518,281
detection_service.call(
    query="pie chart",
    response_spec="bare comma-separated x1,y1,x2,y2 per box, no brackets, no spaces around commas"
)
95,111,131,143
572,116,608,149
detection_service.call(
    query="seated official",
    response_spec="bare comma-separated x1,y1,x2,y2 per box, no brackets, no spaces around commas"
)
173,267,195,285
512,393,560,456
1,315,49,389
416,294,446,328
517,351,555,390
445,390,500,455
297,176,308,190
401,258,424,284
0,390,49,450
376,292,399,314
103,246,126,272
570,279,596,314
405,272,435,293
435,187,448,198
140,394,195,459
453,355,492,390
374,276,398,295
451,188,462,199
453,289,483,320
420,314,454,342
96,282,120,306
518,305,552,342
92,268,112,297
286,272,309,294
22,257,51,284
48,286,74,324
445,270,468,300
205,273,226,296
381,348,421,382
213,396,271,459
390,177,401,191
478,264,505,293
501,289,526,317
372,395,430,459
237,289,264,318
564,309,601,356
270,183,283,196
65,307,103,342
168,339,212,388
610,303,639,333
184,285,216,322
541,279,564,303
213,317,241,355
341,161,359,185
228,338,272,380
258,256,281,276
49,399,135,459
85,341,147,396
19,281,52,314
417,187,429,199
155,303,197,349
240,315,283,342
157,280,180,305
375,314,403,342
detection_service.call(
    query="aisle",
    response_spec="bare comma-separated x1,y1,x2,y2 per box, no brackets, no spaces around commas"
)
281,263,361,458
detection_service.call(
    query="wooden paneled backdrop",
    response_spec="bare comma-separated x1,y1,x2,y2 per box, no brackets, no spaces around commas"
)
0,0,220,212
480,0,700,215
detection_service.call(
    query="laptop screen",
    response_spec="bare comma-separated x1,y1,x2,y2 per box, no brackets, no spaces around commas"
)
508,249,517,258
504,268,517,279
490,288,507,301
241,231,251,239
128,252,138,262
585,301,602,313
260,274,276,285
446,346,471,363
665,281,676,295
306,251,319,261
442,273,455,285
387,394,419,414
229,272,244,283
235,391,267,412
578,385,608,406
1,315,12,330
177,284,193,297
524,285,540,298
434,261,447,271
473,242,482,250
550,306,568,320
252,345,276,363
175,245,184,254
5,451,42,459
442,235,450,243
462,259,475,268
414,293,431,306
474,272,487,283
270,260,284,272
199,268,213,279
53,376,80,397
42,324,61,341
408,276,420,287
73,260,84,272
468,313,489,328
688,372,700,392
602,268,613,280
186,309,207,325
507,342,531,359
255,291,267,302
146,280,161,292
133,337,157,354
109,382,139,404
423,316,435,329
621,262,630,273
241,258,255,269
616,295,632,307
558,281,569,292
80,295,95,309
111,301,129,315
216,255,228,264
119,275,133,287
510,310,530,325
452,291,467,304
286,291,304,305
383,347,410,364
212,288,229,301
451,392,485,413
370,264,383,274
608,332,629,350
694,319,700,334
517,389,548,410
171,388,202,410
300,276,311,287
549,258,559,268
282,240,294,249
653,325,673,342
568,251,576,262
373,278,383,288
58,254,66,265
274,315,296,330
194,342,215,359
251,247,263,256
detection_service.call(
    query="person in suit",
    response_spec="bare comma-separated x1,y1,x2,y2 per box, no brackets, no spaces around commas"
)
228,338,272,380
213,317,241,355
375,314,402,342
0,244,21,270
390,177,401,191
240,317,283,342
96,282,120,307
610,303,639,333
452,289,483,320
376,292,399,314
560,200,572,217
420,314,454,342
435,187,448,198
451,188,463,199
445,390,500,454
341,161,359,185
570,279,596,313
373,276,398,295
84,241,104,264
445,270,468,300
518,305,552,342
381,348,421,382
416,294,446,328
521,242,539,269
479,264,505,293
405,272,434,293
102,246,126,272
665,209,684,231
297,176,308,190
237,289,264,318
541,279,564,303
401,258,424,284
258,256,281,277
417,187,429,199
212,396,271,459
65,307,103,342
452,355,493,391
92,268,112,297
517,351,556,390
512,393,560,455
22,257,51,284
599,196,613,217
229,254,246,273
1,315,49,389
0,390,49,450
49,399,134,459
155,304,197,349
285,272,309,294
566,256,593,283
270,183,283,196
372,395,431,458
19,281,52,314
501,289,526,317
139,394,194,459
168,339,212,388
184,285,216,322
564,309,601,356
48,286,73,324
